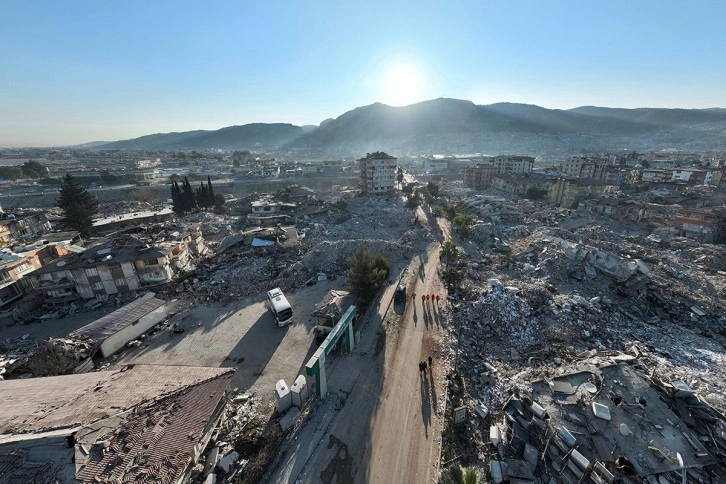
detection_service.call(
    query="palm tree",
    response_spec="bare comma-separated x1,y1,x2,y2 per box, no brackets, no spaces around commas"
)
440,239,459,270
440,464,480,484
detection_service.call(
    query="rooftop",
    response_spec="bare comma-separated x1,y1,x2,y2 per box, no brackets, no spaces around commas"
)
0,365,234,483
68,295,166,343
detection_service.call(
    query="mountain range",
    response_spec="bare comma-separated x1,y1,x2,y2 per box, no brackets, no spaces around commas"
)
96,98,726,157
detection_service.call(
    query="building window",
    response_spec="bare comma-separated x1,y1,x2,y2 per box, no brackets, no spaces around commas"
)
93,282,104,290
85,268,99,277
15,263,31,274
115,278,127,286
143,259,158,266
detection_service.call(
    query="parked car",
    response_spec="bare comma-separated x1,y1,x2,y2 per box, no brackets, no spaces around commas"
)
394,284,406,303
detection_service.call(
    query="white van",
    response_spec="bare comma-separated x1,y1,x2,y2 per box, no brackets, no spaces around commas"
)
266,288,293,326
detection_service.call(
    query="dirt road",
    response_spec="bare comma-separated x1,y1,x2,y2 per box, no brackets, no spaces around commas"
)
364,241,448,483
273,234,449,484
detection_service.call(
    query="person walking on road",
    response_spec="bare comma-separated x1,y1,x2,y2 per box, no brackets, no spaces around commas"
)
428,355,433,368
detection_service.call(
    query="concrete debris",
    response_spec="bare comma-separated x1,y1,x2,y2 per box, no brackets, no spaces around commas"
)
437,180,725,482
4,338,93,378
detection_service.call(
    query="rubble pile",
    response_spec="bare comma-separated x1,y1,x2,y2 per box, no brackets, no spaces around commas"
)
98,200,157,218
291,238,411,278
170,193,426,305
4,337,93,378
190,391,293,484
435,179,726,481
0,335,38,380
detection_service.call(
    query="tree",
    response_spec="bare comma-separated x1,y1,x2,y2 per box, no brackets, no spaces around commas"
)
406,189,421,209
171,180,184,215
56,173,99,238
441,201,457,220
181,177,196,212
440,465,480,484
426,181,440,198
22,160,48,178
196,182,211,208
440,240,459,270
348,247,391,304
397,167,404,189
452,214,473,237
213,194,226,213
207,175,215,203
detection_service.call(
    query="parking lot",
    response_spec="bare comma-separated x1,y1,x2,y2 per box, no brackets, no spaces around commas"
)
115,278,345,395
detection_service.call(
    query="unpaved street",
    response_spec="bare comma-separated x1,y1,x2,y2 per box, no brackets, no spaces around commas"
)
273,217,450,484
365,242,448,483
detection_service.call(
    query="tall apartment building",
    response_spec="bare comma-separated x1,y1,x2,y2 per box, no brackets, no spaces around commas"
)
464,155,534,189
464,165,498,189
558,156,608,180
492,156,535,174
359,151,397,194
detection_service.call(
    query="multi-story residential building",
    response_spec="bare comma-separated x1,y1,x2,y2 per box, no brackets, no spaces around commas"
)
601,166,634,185
464,155,535,189
548,178,608,208
248,199,297,225
558,156,608,180
492,156,535,174
464,165,498,189
639,168,724,186
674,208,726,243
422,158,449,174
0,211,52,246
0,251,40,307
644,151,700,169
359,151,397,194
29,228,205,300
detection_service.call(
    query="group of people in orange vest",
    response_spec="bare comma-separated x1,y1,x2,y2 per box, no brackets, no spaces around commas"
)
410,293,441,304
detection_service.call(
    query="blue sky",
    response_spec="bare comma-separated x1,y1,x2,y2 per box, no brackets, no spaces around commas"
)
2,1,725,147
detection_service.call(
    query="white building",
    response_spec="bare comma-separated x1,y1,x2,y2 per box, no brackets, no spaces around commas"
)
359,151,397,194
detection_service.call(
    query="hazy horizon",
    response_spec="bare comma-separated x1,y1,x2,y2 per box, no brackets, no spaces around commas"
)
2,1,725,147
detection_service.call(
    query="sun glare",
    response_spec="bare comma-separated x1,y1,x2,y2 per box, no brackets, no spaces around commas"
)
382,64,423,106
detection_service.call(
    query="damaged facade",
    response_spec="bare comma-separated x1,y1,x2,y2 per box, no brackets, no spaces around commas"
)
28,227,205,300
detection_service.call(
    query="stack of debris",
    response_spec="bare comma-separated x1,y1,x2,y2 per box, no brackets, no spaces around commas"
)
483,360,724,483
3,338,93,378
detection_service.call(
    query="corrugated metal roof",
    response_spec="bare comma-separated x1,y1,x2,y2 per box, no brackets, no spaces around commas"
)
68,297,166,342
0,364,234,435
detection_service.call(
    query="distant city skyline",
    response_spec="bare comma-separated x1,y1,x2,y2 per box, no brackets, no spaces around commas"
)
2,1,725,147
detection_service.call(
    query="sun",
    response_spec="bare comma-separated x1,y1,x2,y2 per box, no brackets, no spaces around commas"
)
382,64,423,106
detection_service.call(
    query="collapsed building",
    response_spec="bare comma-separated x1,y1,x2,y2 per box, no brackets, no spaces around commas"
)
27,227,205,300
0,365,234,483
437,180,726,482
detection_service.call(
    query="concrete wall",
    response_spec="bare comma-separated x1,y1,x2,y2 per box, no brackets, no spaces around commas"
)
99,304,168,358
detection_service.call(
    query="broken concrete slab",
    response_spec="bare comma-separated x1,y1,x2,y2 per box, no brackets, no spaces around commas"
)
279,406,300,431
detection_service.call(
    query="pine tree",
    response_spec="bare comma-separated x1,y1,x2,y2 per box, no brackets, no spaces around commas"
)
181,177,196,212
348,247,391,304
171,180,184,214
207,175,215,203
196,182,209,208
56,173,99,238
